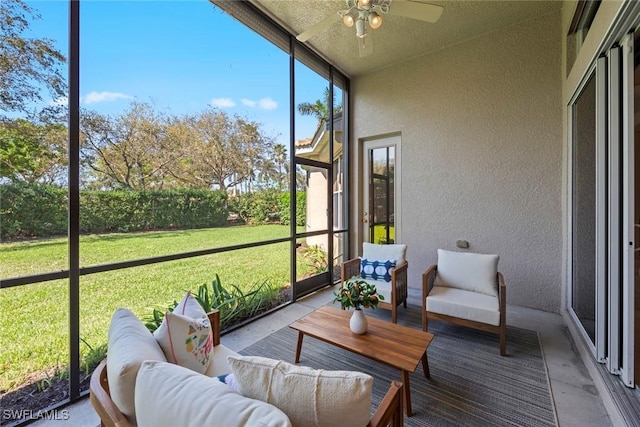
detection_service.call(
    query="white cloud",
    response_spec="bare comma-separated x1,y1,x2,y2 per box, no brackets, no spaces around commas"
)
240,97,278,111
258,97,277,111
82,91,131,105
210,97,236,108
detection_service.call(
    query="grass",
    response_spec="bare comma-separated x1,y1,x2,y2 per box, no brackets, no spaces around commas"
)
372,225,395,244
0,224,312,392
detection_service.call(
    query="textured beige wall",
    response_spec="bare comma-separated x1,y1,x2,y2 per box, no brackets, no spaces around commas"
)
351,10,563,312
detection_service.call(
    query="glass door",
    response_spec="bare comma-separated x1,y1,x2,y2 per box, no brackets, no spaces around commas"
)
571,72,597,347
363,136,401,245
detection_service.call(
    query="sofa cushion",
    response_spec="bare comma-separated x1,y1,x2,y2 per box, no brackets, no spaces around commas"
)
227,355,372,427
362,242,407,264
204,343,238,377
107,308,167,426
427,285,500,326
154,292,213,374
360,258,396,282
435,249,499,296
135,360,292,427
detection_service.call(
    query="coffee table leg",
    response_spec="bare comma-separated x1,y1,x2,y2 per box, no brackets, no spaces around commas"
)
295,332,304,363
422,352,430,379
401,370,412,417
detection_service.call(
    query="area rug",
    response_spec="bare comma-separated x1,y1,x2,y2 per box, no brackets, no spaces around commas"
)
240,305,558,427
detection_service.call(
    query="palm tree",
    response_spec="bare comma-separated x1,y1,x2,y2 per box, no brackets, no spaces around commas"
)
273,144,287,191
297,87,343,124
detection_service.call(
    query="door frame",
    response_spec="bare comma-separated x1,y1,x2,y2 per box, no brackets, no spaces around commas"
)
358,133,402,251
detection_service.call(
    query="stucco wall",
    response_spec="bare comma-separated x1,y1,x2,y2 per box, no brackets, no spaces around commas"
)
351,10,563,312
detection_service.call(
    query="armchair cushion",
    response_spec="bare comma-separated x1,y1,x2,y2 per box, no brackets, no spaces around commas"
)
435,249,499,297
135,360,292,427
364,278,393,302
360,259,396,282
426,286,500,326
227,355,373,427
362,242,407,264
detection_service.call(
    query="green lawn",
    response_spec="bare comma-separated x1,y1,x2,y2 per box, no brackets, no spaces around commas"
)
0,225,306,391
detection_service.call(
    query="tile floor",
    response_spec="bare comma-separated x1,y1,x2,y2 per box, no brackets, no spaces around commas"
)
32,286,617,426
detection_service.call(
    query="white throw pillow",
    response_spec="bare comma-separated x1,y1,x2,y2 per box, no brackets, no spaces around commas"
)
154,292,213,374
227,355,372,427
135,360,292,427
435,249,500,296
107,308,167,426
362,242,407,264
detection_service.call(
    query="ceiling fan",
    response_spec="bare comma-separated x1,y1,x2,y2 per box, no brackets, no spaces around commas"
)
296,0,444,57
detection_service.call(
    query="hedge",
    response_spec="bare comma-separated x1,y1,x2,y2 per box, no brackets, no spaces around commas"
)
227,190,306,226
0,183,228,241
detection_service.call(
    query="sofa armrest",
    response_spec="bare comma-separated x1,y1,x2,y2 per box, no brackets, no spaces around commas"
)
90,359,131,427
207,309,221,346
367,380,404,427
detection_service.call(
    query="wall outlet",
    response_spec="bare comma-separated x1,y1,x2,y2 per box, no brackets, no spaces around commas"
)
456,240,469,249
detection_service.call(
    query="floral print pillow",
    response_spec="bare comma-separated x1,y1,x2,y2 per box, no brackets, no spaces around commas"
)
154,292,213,374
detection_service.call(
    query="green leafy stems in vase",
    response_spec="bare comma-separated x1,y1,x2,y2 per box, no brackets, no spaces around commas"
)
333,277,384,311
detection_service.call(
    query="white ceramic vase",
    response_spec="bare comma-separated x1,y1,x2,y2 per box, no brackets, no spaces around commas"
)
350,309,368,334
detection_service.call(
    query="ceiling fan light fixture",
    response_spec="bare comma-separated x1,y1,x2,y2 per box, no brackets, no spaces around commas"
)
355,18,367,38
369,12,382,29
342,14,354,27
358,0,371,7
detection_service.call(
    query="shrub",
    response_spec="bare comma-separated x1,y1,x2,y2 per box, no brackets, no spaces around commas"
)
0,182,67,239
300,244,328,275
278,191,306,226
228,190,281,225
144,274,286,332
0,183,228,240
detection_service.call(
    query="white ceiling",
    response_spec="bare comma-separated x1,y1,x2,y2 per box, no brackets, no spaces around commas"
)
252,0,563,77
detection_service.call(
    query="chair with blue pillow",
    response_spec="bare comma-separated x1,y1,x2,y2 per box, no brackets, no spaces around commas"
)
341,242,408,323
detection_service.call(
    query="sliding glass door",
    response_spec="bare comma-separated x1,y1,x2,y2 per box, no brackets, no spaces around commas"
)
570,72,597,346
570,31,637,387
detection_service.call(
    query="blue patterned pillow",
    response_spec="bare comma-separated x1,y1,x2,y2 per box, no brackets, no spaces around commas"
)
360,259,396,282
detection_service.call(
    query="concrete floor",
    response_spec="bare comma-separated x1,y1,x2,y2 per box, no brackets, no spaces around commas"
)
32,286,616,426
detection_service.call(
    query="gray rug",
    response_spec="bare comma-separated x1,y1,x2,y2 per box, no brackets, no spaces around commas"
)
240,305,558,427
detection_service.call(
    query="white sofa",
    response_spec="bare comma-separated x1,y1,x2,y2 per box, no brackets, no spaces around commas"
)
90,309,405,427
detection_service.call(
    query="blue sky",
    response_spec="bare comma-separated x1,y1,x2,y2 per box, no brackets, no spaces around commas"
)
24,0,330,145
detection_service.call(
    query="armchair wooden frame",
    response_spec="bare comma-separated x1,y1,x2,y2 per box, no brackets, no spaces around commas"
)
422,265,507,356
341,258,408,323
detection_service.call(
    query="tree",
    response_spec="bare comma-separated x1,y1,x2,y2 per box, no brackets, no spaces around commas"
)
171,109,274,192
297,87,343,124
0,118,67,184
273,143,287,191
0,0,67,114
80,102,179,190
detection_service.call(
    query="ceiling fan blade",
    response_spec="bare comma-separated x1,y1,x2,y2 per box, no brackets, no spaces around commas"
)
296,13,342,42
358,35,373,57
388,0,444,23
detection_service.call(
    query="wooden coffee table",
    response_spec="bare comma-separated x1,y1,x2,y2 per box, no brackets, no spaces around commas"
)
289,305,434,417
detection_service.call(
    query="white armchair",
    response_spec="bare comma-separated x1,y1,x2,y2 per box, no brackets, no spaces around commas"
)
341,242,408,323
422,249,506,356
